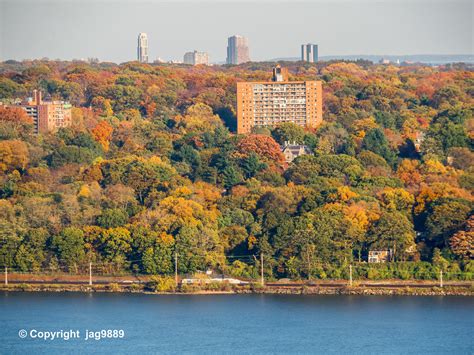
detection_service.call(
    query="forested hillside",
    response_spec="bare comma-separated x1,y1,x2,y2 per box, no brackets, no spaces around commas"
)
0,60,472,279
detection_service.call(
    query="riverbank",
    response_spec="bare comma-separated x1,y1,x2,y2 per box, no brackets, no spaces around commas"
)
1,282,472,296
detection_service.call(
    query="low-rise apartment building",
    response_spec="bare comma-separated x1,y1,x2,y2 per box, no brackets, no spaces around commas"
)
10,90,72,133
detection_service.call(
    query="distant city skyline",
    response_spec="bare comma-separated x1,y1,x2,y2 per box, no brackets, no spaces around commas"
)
1,0,472,63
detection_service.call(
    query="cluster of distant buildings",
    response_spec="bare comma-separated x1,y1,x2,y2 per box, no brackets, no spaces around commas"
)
137,33,324,154
137,33,319,65
3,37,322,138
1,64,323,149
379,58,400,65
378,57,417,66
142,33,324,161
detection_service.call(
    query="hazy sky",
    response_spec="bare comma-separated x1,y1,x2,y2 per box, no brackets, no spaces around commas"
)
1,0,472,63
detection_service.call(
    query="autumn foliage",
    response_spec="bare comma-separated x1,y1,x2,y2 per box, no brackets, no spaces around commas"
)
0,59,472,279
236,134,286,167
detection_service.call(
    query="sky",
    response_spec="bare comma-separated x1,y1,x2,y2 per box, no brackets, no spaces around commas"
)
0,0,472,63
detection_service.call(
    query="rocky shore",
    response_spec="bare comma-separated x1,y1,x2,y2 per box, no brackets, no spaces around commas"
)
1,283,472,296
245,286,474,296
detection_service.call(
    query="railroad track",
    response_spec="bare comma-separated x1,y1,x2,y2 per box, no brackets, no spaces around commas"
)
5,280,144,285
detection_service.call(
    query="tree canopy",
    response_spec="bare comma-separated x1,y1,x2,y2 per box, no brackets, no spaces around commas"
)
0,59,472,278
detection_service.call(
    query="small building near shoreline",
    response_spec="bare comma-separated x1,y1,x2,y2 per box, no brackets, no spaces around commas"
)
368,250,391,263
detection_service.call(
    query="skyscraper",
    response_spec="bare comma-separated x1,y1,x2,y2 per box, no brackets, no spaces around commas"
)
301,44,318,63
226,35,250,65
137,33,149,63
183,51,209,65
236,65,323,134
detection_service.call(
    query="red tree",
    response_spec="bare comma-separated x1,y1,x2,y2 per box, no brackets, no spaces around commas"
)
236,134,285,167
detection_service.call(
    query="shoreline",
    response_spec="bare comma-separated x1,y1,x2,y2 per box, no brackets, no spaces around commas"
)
1,283,472,296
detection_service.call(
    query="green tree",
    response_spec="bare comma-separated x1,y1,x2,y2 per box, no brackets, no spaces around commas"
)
14,228,48,272
222,165,242,189
368,212,416,261
52,227,86,271
140,232,175,274
362,128,397,166
96,208,129,228
425,200,471,249
241,152,267,179
271,122,306,144
99,227,132,263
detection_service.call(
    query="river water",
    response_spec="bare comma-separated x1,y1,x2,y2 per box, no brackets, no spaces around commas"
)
1,292,473,354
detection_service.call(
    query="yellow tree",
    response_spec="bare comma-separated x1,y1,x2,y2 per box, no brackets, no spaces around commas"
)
377,187,414,213
397,159,422,188
91,120,113,151
174,103,223,134
0,140,29,172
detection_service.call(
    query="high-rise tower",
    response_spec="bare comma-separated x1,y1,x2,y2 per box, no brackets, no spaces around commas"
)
301,43,318,63
137,33,149,63
226,35,250,65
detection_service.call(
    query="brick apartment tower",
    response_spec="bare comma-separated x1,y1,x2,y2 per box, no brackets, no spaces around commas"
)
19,90,72,133
236,65,323,134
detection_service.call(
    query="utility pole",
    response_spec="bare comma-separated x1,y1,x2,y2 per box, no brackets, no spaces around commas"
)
260,253,264,286
440,270,443,288
307,251,311,281
349,265,353,287
175,252,178,288
89,262,92,286
4,266,7,285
